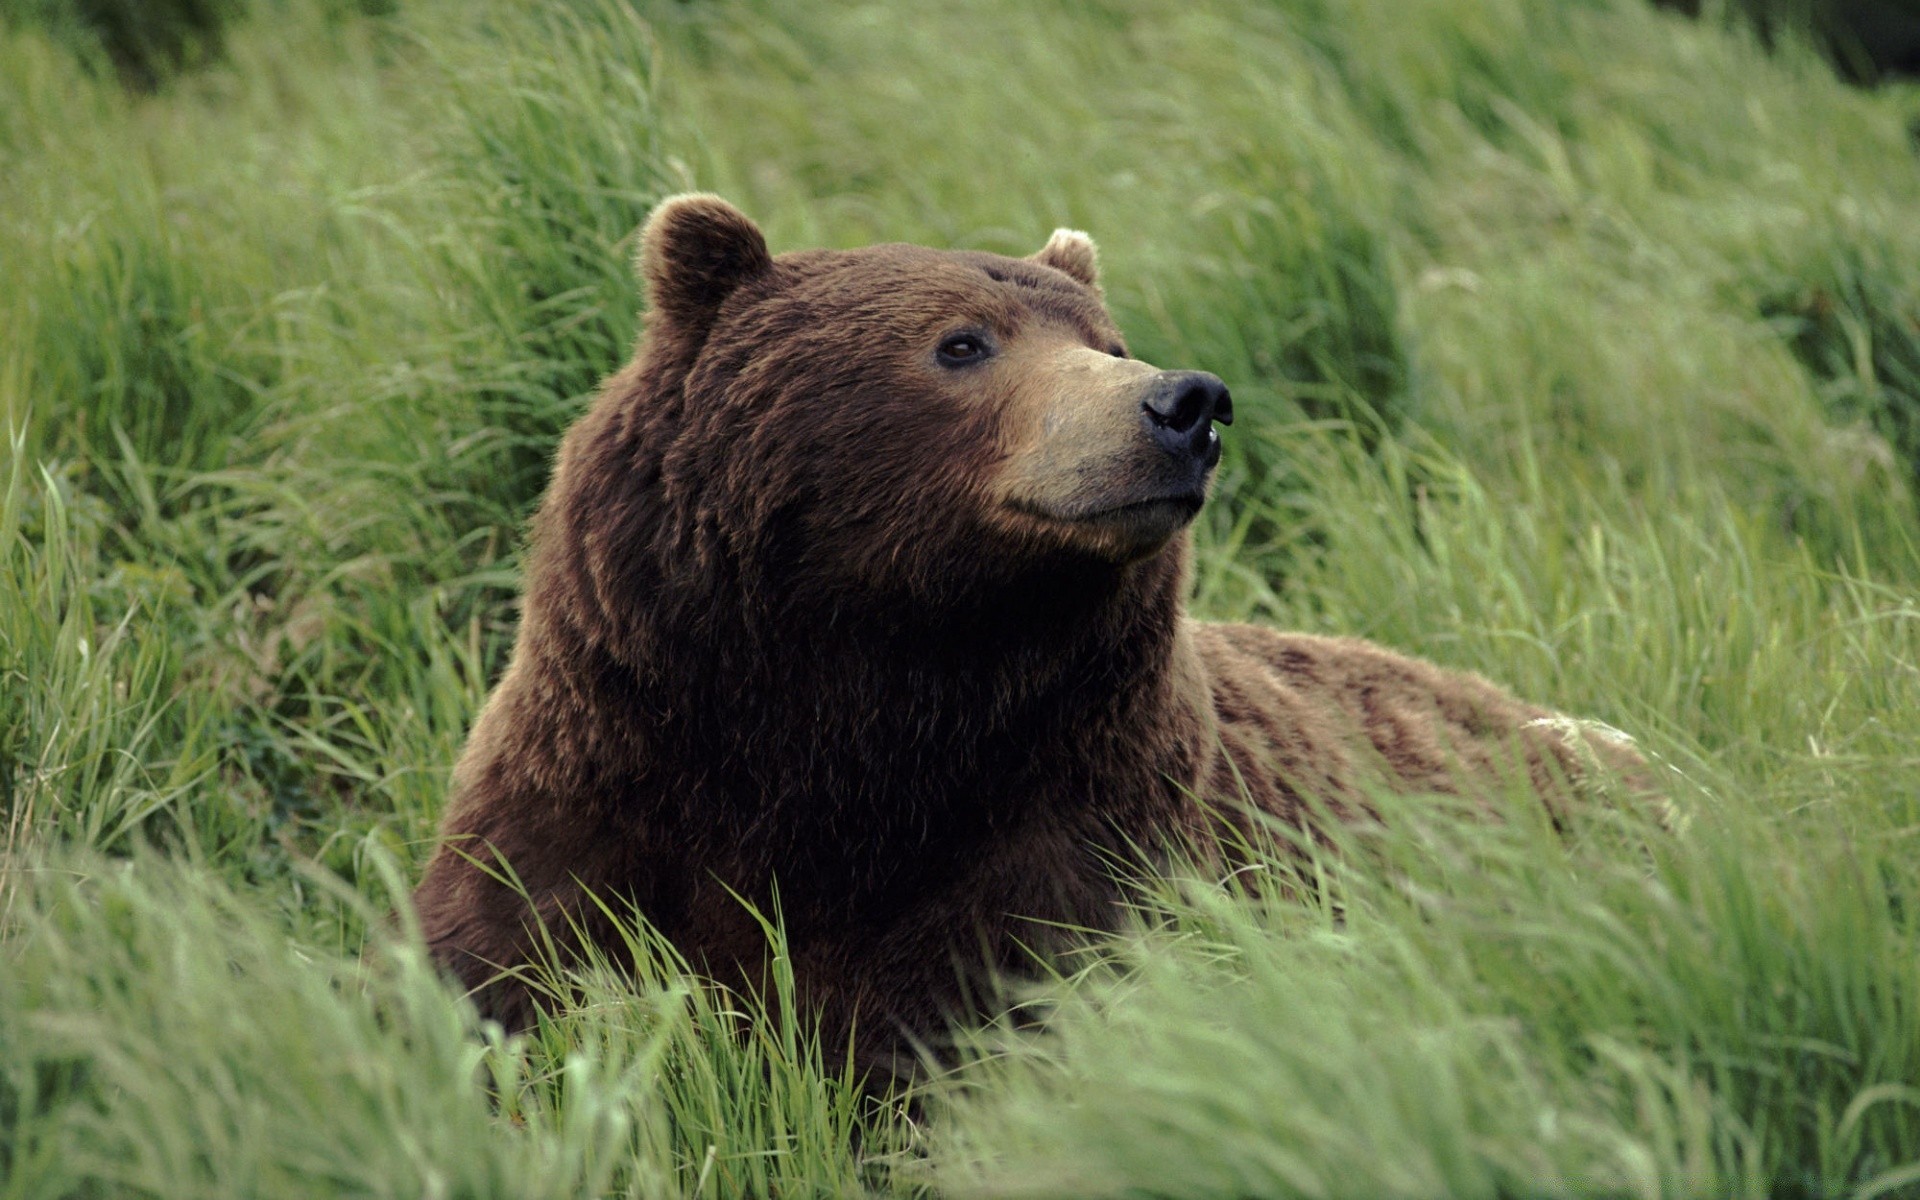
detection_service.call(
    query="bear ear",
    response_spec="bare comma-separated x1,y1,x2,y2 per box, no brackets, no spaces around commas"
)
1029,227,1100,289
637,193,773,329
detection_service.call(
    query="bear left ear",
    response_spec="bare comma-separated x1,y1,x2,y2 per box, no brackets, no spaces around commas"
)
1029,227,1100,290
637,193,773,331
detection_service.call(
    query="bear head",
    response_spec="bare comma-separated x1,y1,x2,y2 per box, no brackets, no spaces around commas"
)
619,195,1232,621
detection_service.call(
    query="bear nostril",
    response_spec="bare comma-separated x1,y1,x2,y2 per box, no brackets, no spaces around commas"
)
1141,371,1232,462
1146,379,1205,434
1143,372,1231,433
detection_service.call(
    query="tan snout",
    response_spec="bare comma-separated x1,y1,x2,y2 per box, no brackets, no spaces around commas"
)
992,342,1232,561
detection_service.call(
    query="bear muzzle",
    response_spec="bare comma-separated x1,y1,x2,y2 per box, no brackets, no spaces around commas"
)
1009,368,1232,560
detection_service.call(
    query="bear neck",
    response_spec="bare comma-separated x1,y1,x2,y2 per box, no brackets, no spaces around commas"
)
509,368,1210,910
529,494,1196,817
632,549,1195,913
628,545,1193,807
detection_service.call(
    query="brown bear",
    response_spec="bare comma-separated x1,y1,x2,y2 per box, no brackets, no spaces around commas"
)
413,194,1640,1081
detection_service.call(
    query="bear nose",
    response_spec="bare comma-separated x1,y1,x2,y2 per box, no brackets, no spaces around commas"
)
1140,371,1233,463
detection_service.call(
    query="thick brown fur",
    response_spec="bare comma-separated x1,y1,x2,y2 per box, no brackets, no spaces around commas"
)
413,196,1643,1081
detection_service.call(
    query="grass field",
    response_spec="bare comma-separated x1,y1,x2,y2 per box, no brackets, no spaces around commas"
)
6,0,1920,1195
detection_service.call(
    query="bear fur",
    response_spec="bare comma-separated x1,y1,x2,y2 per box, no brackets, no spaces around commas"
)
413,195,1639,1080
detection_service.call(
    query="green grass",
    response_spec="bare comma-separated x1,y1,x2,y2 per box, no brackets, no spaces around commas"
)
5,0,1920,1194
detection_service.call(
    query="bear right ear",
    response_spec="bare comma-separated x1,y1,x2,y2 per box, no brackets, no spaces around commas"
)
637,193,773,330
1029,227,1100,290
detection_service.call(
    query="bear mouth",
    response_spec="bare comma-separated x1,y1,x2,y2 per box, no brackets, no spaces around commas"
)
1078,494,1205,524
1013,490,1204,522
1011,491,1206,546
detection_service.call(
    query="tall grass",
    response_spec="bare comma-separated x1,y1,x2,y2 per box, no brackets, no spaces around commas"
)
933,775,1920,1197
4,0,1920,1193
0,851,894,1197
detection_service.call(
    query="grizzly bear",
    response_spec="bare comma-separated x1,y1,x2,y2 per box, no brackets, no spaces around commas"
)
413,194,1640,1080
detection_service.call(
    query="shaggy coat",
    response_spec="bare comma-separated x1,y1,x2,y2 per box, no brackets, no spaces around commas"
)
413,196,1636,1079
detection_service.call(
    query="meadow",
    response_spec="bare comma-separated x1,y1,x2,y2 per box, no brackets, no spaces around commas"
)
5,0,1920,1195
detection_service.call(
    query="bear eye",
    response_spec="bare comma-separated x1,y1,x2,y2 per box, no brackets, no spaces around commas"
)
1107,344,1128,358
937,332,992,366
